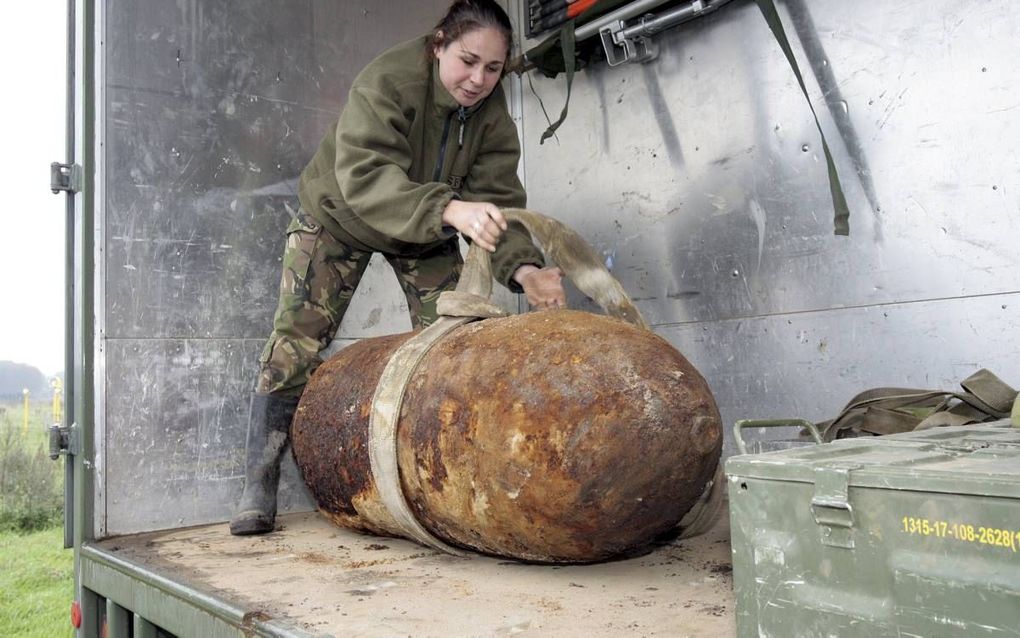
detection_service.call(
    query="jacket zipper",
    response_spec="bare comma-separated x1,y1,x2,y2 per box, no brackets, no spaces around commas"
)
457,106,466,147
433,107,467,183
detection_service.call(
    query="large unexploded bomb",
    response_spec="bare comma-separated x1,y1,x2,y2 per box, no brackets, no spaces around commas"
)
289,210,723,563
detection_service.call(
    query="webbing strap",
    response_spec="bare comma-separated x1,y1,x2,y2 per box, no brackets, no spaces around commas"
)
367,209,651,554
368,315,474,556
960,368,1017,413
502,208,647,327
540,21,576,144
754,0,851,235
677,463,725,540
366,247,503,556
818,369,1017,441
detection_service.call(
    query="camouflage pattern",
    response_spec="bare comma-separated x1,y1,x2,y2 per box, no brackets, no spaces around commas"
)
256,209,463,397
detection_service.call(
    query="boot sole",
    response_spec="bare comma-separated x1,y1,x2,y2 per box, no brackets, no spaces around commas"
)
229,512,275,536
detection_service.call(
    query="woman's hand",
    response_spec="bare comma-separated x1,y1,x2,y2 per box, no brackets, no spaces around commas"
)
441,200,508,253
513,265,566,310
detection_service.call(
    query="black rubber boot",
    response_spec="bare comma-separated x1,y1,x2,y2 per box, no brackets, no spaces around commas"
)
229,393,300,536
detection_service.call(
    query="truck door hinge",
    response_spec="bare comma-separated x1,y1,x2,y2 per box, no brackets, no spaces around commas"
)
811,464,859,549
49,423,80,459
50,162,82,194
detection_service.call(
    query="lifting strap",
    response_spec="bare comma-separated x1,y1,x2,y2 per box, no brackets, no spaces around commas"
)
367,209,650,555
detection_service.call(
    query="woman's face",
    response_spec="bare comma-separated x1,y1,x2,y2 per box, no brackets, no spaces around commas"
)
434,27,508,108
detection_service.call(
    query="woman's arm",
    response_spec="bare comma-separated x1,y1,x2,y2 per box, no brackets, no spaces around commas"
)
333,86,457,246
459,99,551,291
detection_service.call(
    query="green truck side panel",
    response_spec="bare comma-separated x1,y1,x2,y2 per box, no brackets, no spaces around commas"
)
70,0,99,630
106,598,131,638
132,614,159,638
726,421,1020,637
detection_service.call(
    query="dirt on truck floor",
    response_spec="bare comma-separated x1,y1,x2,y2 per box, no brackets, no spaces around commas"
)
100,509,737,636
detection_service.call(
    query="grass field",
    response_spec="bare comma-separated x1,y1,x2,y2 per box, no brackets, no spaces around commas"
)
0,526,75,638
0,400,75,637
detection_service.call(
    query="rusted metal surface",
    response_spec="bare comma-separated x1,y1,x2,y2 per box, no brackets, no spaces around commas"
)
291,332,414,538
291,309,722,562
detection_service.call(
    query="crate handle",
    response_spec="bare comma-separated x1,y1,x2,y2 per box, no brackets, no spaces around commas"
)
732,418,822,455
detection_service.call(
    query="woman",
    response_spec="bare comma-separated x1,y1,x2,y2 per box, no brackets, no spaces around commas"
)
230,0,566,535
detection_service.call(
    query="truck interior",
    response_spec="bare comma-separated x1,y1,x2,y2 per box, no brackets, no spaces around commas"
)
54,0,1019,635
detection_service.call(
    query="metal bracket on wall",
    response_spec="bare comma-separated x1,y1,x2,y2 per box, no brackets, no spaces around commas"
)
597,0,727,67
600,18,660,66
50,161,83,194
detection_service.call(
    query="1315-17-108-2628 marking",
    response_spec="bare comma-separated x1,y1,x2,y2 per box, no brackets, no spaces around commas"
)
901,516,1020,552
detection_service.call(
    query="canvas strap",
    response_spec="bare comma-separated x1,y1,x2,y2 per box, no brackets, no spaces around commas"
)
818,369,1017,441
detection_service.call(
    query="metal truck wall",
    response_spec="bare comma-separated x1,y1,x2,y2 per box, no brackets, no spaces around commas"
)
99,0,1019,536
100,0,452,536
514,0,1020,456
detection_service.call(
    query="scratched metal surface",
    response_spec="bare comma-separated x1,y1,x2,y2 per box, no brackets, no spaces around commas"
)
515,0,1020,455
101,0,451,535
103,339,312,532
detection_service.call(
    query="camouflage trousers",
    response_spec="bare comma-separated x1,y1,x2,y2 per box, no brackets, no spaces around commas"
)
256,209,463,397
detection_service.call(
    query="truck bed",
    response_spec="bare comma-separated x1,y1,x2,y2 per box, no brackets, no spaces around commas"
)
95,509,736,636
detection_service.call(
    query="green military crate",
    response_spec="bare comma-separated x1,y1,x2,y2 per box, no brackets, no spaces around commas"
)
726,420,1020,637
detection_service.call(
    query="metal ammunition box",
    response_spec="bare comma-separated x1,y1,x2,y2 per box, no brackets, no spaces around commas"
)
726,420,1020,637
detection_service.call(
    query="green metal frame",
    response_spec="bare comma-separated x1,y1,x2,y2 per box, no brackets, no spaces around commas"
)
61,0,77,551
69,0,97,631
78,546,317,637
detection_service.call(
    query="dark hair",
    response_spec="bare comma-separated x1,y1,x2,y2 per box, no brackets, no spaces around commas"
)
427,0,514,62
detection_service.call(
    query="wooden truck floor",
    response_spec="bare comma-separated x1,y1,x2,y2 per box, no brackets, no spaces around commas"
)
96,509,736,636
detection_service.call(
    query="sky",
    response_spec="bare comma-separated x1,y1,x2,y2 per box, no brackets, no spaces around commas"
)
0,2,68,377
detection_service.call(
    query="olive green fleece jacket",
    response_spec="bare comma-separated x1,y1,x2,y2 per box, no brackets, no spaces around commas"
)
298,36,544,291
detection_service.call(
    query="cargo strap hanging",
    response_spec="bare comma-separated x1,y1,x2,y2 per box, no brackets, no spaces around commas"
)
514,0,851,234
752,0,850,235
818,368,1018,442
